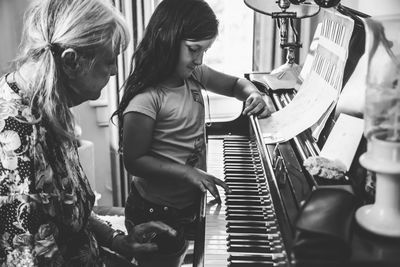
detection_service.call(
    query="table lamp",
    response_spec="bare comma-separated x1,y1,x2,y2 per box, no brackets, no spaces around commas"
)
355,18,400,237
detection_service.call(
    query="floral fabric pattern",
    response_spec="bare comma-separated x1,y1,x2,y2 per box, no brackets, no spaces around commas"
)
0,75,98,266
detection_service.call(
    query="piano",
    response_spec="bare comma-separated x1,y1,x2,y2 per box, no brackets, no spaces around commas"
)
192,4,400,267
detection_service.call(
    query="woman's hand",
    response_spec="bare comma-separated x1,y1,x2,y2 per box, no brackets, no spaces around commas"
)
111,221,177,258
185,168,231,203
242,91,271,118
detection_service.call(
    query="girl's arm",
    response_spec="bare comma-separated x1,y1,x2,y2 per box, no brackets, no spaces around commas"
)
122,112,230,201
203,66,271,118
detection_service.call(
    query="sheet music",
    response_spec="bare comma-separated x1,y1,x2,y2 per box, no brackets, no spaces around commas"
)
310,9,355,140
259,9,355,144
320,113,364,171
259,72,337,144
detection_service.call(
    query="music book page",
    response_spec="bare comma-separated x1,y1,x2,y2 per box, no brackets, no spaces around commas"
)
259,72,336,144
320,113,364,171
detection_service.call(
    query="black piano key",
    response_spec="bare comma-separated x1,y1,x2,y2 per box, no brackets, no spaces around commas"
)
227,224,278,232
224,166,263,171
224,162,261,167
228,261,274,267
226,200,264,206
223,141,251,145
227,233,281,241
227,226,268,234
223,143,251,146
228,254,274,262
225,184,264,190
224,170,264,175
224,157,258,161
225,209,264,215
224,167,261,173
228,244,276,254
226,215,268,222
224,159,259,164
227,239,282,248
223,153,253,158
225,178,261,183
223,148,253,153
226,206,266,212
228,225,279,234
225,175,265,180
228,189,268,195
226,210,276,217
223,155,258,160
226,177,264,182
227,221,276,228
226,199,273,206
226,195,270,200
229,262,274,267
226,183,265,188
225,212,266,218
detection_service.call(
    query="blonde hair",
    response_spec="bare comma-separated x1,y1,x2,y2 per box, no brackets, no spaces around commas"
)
16,0,130,143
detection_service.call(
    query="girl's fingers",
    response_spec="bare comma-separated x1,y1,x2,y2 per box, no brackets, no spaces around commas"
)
202,179,221,202
257,107,272,118
243,98,258,115
213,177,231,193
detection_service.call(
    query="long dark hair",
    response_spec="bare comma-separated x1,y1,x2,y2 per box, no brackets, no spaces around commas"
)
112,0,218,152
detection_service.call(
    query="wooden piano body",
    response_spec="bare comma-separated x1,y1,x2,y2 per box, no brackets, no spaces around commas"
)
193,5,400,267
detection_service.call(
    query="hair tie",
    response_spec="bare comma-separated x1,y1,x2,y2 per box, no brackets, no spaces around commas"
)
46,43,54,50
45,43,59,56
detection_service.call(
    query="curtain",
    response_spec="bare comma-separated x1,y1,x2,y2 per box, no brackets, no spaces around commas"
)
109,0,160,206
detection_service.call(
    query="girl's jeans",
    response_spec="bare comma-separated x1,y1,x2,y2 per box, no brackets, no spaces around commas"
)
125,183,198,267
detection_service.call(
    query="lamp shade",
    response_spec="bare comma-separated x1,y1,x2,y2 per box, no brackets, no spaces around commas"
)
244,0,320,18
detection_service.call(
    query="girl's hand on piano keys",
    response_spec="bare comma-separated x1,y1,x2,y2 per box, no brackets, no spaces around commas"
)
186,168,231,203
243,91,271,118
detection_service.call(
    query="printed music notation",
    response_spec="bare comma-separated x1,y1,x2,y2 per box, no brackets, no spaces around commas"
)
259,9,355,144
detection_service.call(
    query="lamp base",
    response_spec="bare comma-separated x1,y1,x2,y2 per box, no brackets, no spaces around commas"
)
356,135,400,237
270,62,302,79
356,204,400,237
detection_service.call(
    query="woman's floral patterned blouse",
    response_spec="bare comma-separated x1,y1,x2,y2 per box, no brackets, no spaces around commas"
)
0,75,100,266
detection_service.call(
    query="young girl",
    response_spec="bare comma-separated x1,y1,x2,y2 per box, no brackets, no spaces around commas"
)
113,0,270,265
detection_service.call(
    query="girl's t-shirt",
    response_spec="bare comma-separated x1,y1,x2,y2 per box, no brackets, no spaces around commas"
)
124,65,211,209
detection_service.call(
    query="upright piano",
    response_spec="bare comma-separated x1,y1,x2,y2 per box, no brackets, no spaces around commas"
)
193,4,400,267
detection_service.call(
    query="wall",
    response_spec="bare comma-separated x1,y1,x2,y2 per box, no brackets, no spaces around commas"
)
0,0,30,75
72,100,114,206
341,0,400,17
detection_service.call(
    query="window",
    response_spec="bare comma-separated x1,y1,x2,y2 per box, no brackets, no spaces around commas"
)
203,0,254,123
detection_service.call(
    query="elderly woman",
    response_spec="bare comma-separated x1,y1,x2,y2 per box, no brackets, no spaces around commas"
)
0,0,176,266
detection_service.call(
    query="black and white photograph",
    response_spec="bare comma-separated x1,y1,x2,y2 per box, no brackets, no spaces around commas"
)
0,0,399,266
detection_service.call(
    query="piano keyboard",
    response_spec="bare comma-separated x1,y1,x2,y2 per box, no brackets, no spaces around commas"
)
204,136,288,266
